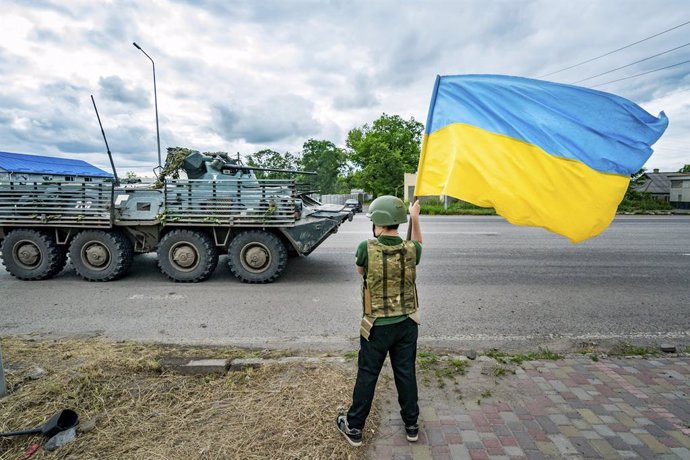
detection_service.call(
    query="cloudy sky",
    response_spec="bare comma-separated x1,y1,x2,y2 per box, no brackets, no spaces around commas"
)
1,0,688,176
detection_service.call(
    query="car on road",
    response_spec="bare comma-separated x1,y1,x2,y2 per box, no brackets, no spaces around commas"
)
344,198,362,213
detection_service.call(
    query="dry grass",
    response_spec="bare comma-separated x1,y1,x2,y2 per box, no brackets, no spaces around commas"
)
0,337,376,459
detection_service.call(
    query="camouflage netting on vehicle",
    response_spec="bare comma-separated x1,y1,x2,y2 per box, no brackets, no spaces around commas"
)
154,147,198,188
154,148,240,188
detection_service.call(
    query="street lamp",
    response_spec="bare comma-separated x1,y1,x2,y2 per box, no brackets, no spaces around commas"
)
132,42,162,175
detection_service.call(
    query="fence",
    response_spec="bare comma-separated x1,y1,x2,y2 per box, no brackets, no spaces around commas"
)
163,179,297,226
0,181,113,228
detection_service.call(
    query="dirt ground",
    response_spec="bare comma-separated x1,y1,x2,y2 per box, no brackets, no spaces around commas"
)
0,337,374,460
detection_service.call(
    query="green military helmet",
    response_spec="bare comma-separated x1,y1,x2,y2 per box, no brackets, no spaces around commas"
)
366,195,407,226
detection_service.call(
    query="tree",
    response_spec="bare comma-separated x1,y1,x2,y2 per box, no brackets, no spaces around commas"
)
630,167,647,186
679,164,690,173
123,171,141,184
625,167,647,200
346,114,423,198
245,149,298,179
298,139,347,194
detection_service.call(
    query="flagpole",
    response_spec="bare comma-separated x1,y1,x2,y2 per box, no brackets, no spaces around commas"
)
406,195,417,240
408,77,440,241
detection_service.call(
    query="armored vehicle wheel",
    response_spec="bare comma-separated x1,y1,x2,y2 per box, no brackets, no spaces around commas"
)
227,230,287,283
1,229,67,280
157,229,218,282
69,230,134,281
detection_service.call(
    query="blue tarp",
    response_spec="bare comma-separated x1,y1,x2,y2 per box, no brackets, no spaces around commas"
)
0,151,113,177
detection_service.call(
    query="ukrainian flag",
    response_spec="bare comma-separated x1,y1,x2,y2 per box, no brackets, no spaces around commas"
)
415,75,669,243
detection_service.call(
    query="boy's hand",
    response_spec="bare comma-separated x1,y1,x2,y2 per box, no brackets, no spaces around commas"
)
409,200,420,219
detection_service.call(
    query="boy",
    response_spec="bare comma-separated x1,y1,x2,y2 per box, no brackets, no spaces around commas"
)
337,196,422,446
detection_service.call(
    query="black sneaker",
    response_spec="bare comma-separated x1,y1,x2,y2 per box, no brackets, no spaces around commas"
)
405,423,419,442
336,415,362,447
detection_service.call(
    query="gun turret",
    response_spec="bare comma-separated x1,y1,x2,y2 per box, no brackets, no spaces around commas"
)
182,151,208,179
160,149,316,183
218,163,316,176
179,151,315,180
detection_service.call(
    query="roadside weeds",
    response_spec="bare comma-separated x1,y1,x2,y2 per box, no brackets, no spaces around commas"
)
0,337,371,460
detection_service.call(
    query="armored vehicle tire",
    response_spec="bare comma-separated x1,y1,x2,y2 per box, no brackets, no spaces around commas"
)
227,230,287,283
69,230,134,281
1,229,67,280
157,229,218,282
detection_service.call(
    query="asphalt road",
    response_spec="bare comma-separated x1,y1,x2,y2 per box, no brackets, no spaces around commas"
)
1,215,689,352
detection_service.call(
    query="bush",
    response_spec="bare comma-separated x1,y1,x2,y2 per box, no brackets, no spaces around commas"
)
618,191,672,213
419,200,496,215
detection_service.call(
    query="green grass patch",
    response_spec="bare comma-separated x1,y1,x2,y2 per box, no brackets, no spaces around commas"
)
435,359,469,381
343,351,358,360
420,201,496,216
417,351,439,370
449,359,469,375
484,347,563,365
484,349,511,364
608,342,660,357
417,353,470,388
492,366,515,377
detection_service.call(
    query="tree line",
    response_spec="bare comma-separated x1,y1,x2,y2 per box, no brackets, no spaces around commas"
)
245,113,423,198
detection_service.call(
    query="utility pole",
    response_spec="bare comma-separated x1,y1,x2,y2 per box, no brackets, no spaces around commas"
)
133,42,162,177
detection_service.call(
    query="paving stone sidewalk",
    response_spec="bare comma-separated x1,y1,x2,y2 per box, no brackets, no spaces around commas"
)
370,356,690,459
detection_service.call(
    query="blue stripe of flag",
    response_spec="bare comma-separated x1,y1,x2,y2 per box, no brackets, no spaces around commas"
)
425,75,668,176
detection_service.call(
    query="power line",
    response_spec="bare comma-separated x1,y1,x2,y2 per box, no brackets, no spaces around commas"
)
536,20,690,78
570,42,690,84
590,59,690,88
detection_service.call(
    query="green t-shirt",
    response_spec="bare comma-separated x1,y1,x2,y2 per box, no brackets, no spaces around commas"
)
356,235,422,326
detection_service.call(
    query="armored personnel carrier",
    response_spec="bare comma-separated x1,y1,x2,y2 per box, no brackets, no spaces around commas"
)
0,149,351,283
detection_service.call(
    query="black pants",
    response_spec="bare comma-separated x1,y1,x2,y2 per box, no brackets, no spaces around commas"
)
347,317,419,430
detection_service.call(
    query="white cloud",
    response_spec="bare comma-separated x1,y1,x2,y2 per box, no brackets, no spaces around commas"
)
213,93,321,144
98,75,150,108
0,0,687,177
642,88,690,171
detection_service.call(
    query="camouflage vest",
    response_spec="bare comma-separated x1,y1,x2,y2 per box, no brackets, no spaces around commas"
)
360,239,419,339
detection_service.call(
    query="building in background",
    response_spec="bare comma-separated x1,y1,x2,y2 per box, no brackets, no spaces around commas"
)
669,175,690,209
0,151,112,183
635,168,690,209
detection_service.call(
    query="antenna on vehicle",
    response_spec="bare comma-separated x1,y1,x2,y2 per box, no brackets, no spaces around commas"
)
91,95,120,185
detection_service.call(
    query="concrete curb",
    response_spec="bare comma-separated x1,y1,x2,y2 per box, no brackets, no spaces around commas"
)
166,356,348,375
